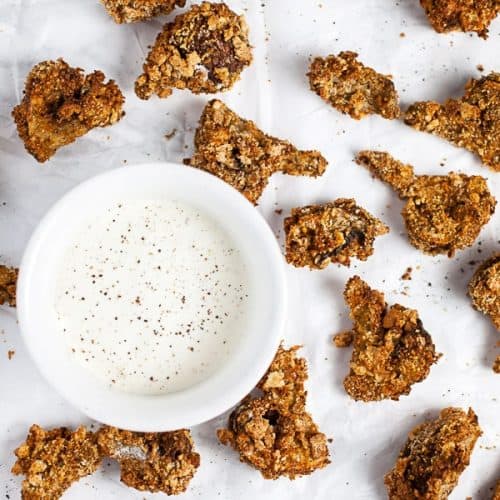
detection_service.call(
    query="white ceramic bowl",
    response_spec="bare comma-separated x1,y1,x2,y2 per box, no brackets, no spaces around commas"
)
17,163,286,431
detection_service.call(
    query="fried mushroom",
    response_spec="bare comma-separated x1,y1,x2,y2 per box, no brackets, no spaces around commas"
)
308,51,400,120
385,407,482,499
420,0,499,38
356,151,496,256
185,99,327,204
12,425,101,500
135,2,252,99
342,276,439,401
404,72,500,171
284,199,389,269
469,253,500,330
217,346,330,479
97,426,200,495
12,59,124,163
101,0,185,23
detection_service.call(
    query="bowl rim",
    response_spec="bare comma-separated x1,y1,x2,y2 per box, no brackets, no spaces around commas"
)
16,162,287,431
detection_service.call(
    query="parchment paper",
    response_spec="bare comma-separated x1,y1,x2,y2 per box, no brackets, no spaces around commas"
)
0,1,499,498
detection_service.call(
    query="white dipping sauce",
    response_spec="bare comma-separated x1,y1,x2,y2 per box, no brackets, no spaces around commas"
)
54,200,250,395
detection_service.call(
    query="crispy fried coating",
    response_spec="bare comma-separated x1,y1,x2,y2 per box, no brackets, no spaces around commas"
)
342,276,439,401
356,151,496,256
0,265,18,307
469,253,500,329
385,407,482,500
308,51,400,120
217,346,330,480
333,331,354,348
468,253,500,373
420,0,499,38
135,2,252,99
101,0,185,23
185,99,328,204
12,59,124,163
404,73,500,171
494,356,500,374
97,427,200,495
284,199,389,269
493,479,500,499
12,425,101,500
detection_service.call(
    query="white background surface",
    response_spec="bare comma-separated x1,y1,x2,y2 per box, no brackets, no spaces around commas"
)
0,1,499,499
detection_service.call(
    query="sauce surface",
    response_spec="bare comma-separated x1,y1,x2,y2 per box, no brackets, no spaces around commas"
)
54,200,250,395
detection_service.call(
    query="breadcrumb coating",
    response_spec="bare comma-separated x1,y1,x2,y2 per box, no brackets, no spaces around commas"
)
493,479,500,499
308,51,400,120
420,0,499,38
494,357,500,374
217,346,330,480
333,331,354,348
404,72,500,171
0,265,18,307
385,407,482,500
12,59,124,163
12,425,101,500
135,2,252,99
97,427,200,495
101,0,185,23
284,199,389,269
342,276,439,401
186,99,328,204
356,151,496,256
469,253,500,330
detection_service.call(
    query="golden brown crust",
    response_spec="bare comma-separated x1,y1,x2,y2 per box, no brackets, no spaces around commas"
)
493,479,500,499
333,331,354,348
217,346,330,479
420,0,499,38
0,265,18,307
97,427,200,495
494,356,500,374
356,151,496,256
135,2,252,99
308,51,400,120
468,253,500,330
284,199,389,269
404,73,500,171
342,276,439,401
385,407,482,500
101,0,185,23
12,425,101,500
12,59,124,163
186,99,328,204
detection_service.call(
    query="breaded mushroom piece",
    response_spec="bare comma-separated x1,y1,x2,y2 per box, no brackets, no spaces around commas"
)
420,0,499,38
468,253,500,373
185,99,328,204
12,59,124,163
97,427,200,495
101,0,185,23
469,253,500,329
135,2,252,99
342,276,439,401
217,346,330,480
12,425,101,500
308,51,400,120
284,199,389,269
405,72,500,171
0,265,18,307
385,407,482,500
356,151,496,256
